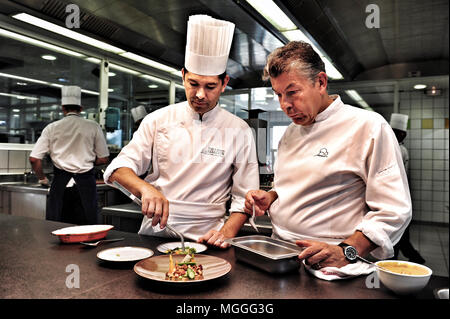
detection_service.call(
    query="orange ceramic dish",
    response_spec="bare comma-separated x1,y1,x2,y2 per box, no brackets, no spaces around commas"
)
52,225,114,243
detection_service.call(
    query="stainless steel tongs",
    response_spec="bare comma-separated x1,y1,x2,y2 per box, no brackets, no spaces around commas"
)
112,181,185,251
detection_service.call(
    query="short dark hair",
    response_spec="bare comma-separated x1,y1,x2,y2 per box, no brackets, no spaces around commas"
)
62,104,82,112
263,41,326,83
183,66,227,84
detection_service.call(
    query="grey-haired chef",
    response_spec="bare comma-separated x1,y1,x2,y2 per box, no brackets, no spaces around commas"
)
30,86,109,224
104,15,259,247
245,42,412,275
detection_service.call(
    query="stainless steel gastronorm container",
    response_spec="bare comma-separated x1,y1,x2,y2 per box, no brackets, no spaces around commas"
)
226,235,303,274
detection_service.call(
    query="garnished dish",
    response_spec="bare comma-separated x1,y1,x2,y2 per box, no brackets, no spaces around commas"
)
164,246,197,255
165,253,204,281
134,254,231,283
156,242,207,254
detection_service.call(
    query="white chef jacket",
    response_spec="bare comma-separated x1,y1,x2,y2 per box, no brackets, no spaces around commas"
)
270,95,411,259
104,101,259,240
30,113,109,173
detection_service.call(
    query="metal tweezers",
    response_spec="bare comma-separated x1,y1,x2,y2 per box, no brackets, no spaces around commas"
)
112,181,185,251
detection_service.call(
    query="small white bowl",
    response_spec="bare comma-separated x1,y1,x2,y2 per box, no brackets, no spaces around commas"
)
375,260,432,295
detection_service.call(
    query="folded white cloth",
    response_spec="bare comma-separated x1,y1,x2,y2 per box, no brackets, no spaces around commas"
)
303,260,375,281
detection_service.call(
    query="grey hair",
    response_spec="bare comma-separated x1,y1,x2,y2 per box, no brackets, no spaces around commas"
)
263,41,326,83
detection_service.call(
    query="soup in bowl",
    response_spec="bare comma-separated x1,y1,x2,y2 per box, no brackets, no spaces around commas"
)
375,260,432,295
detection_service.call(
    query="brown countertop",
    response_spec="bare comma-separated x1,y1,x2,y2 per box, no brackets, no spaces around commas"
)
0,214,447,302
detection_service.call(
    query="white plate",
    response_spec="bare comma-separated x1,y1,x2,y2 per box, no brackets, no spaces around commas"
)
97,246,154,262
134,254,231,283
52,225,113,235
156,242,207,254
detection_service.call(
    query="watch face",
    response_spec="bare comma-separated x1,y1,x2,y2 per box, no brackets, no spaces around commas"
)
344,246,358,260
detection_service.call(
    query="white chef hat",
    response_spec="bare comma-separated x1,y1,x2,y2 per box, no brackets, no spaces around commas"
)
184,14,235,76
390,113,409,131
131,105,147,123
61,85,81,105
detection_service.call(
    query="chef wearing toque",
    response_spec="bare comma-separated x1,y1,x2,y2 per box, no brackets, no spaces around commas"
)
30,86,109,224
104,15,259,247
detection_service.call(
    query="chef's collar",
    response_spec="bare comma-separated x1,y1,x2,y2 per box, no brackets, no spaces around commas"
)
65,111,80,116
186,102,220,122
314,95,342,123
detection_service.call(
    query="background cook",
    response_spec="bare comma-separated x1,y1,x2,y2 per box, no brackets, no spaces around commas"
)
30,85,109,224
245,41,412,270
104,15,259,248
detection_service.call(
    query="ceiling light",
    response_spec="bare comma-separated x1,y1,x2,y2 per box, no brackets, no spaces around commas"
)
345,90,372,110
140,74,170,86
13,13,125,54
109,63,142,76
108,88,114,92
0,72,47,85
0,27,85,58
57,77,69,83
246,0,296,31
0,73,99,96
16,82,28,86
85,57,102,64
414,84,427,90
120,52,180,75
108,72,116,77
41,55,57,60
148,84,159,89
0,92,38,100
11,13,182,79
247,1,344,80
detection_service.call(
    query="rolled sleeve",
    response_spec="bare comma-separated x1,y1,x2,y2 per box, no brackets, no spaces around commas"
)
357,122,412,259
30,126,50,159
94,125,110,158
229,126,260,212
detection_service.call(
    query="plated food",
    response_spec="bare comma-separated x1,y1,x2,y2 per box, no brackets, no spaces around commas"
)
166,253,203,281
51,225,114,243
156,242,207,254
134,254,231,283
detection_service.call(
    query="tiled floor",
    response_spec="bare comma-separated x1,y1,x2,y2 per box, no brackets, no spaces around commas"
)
398,222,449,277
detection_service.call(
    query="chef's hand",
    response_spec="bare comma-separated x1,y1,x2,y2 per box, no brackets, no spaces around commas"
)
296,240,348,269
198,230,230,249
244,190,278,216
39,177,49,186
139,185,169,229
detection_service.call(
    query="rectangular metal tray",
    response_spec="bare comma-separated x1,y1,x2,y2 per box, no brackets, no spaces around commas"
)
226,235,303,274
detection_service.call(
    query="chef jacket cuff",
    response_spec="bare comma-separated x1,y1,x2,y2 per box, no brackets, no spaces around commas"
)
103,160,138,185
355,221,394,260
229,198,246,214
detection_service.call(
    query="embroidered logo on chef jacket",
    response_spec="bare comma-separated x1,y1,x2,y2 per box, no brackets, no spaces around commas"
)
201,146,225,157
314,148,328,158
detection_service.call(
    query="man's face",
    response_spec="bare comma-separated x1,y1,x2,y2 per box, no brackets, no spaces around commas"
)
182,69,229,115
271,70,328,126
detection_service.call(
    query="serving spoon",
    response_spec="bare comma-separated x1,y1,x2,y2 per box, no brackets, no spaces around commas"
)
112,181,185,251
80,238,124,247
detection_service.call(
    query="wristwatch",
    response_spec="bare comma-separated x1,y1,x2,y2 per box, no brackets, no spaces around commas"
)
338,243,358,263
